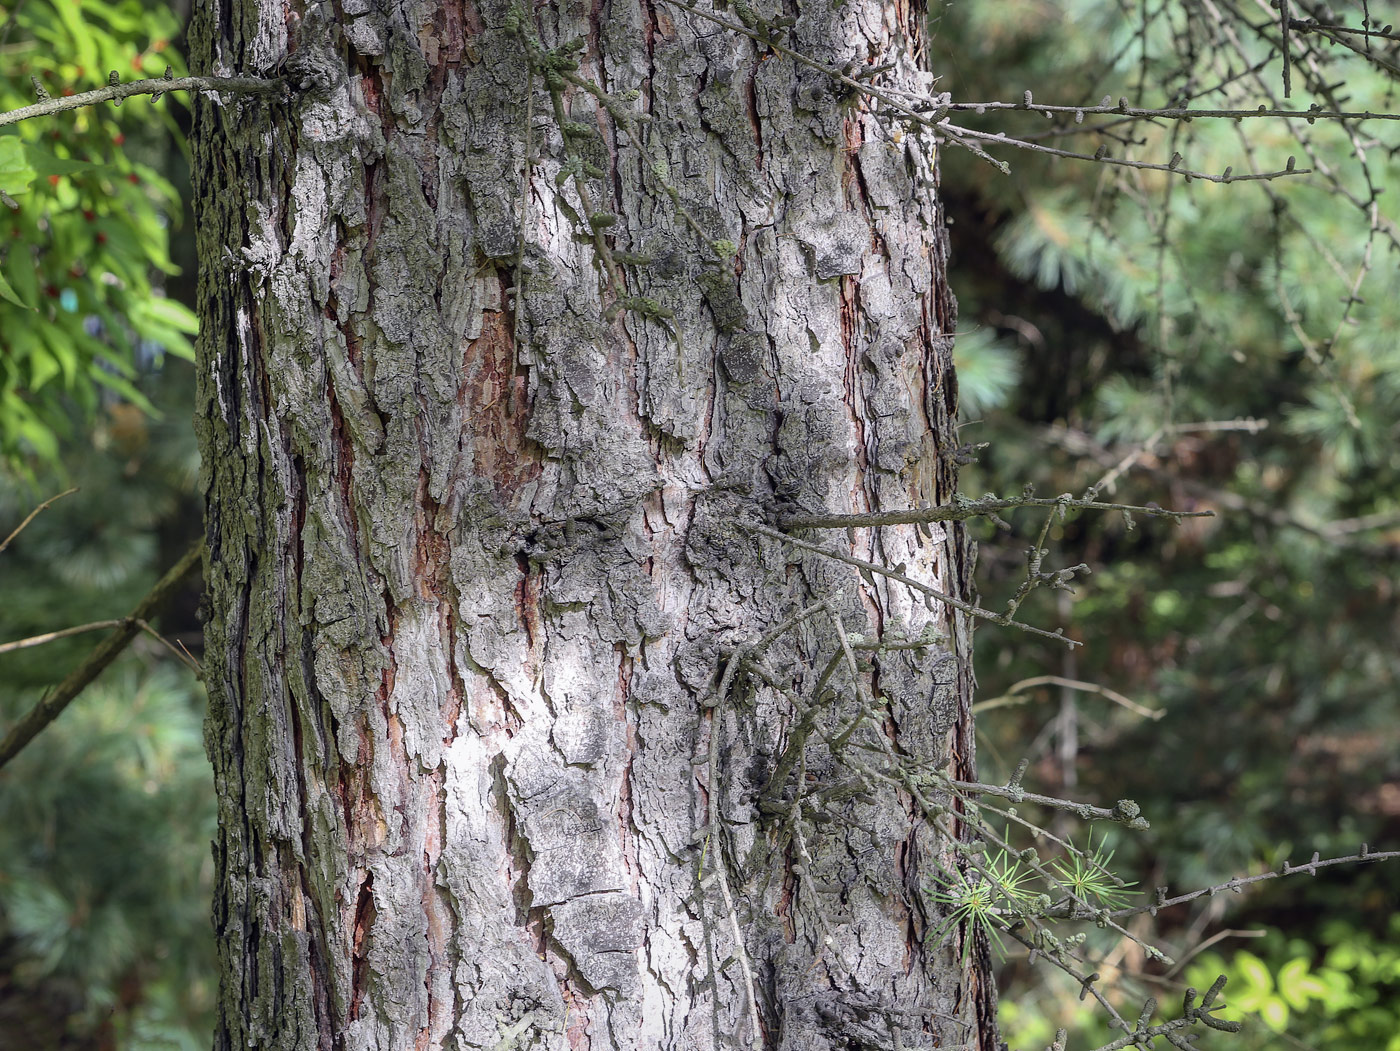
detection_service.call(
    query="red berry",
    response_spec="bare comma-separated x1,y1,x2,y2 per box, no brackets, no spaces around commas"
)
127,174,139,184
113,134,125,146
96,232,107,244
48,175,60,186
83,210,95,221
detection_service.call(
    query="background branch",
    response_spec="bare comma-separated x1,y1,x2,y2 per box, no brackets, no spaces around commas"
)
0,538,203,773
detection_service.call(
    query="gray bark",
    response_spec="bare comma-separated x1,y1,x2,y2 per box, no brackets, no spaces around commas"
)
190,0,995,1048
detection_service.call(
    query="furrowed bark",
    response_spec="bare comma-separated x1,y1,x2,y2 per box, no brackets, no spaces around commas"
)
190,0,996,1048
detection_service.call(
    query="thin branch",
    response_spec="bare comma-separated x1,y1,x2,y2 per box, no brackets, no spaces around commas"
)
0,73,283,131
509,61,536,361
0,538,203,772
749,599,833,657
740,521,1080,646
0,619,125,655
940,97,1400,123
0,0,31,50
777,494,1212,531
1039,423,1396,552
0,615,207,676
1111,848,1400,919
1288,18,1400,44
1002,502,1085,624
973,675,1164,721
1280,0,1294,96
701,648,763,1051
942,121,1308,183
788,801,854,975
1169,417,1268,434
1163,928,1267,981
824,609,882,753
1288,17,1400,78
1093,424,1165,493
938,774,1152,830
1327,508,1400,536
132,618,205,677
0,487,77,553
896,772,1151,1028
1083,978,1241,1050
655,0,1319,182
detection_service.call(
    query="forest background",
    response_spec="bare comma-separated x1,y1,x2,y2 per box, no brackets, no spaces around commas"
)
0,0,1395,1049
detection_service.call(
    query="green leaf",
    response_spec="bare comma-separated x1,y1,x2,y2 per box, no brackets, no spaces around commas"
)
28,351,61,391
138,295,199,335
20,144,99,178
0,137,37,196
6,250,39,309
0,389,58,461
1278,957,1329,1010
90,367,157,414
1259,995,1290,1032
0,267,33,309
1234,950,1274,994
52,0,100,74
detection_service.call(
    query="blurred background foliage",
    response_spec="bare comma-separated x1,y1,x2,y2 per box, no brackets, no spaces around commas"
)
0,0,195,470
0,0,1397,1049
0,0,209,1048
933,0,1400,1048
0,363,210,1051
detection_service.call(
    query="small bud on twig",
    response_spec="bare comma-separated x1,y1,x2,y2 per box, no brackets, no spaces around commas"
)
152,65,174,103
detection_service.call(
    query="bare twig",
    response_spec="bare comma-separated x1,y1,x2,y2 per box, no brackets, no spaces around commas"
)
1040,423,1396,552
654,0,1311,182
973,675,1163,721
0,487,77,553
941,121,1308,183
701,648,763,1051
0,539,203,772
741,521,1080,646
0,0,32,50
778,493,1212,531
132,618,204,677
938,774,1151,830
1111,848,1400,919
0,619,125,655
0,74,283,131
1163,928,1267,981
939,97,1400,123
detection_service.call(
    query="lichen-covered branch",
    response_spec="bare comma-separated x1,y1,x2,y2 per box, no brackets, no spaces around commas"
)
0,73,283,130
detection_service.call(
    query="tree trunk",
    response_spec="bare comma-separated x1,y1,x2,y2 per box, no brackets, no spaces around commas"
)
190,0,995,1048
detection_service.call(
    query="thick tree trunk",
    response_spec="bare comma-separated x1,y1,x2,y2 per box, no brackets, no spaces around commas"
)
190,0,995,1048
